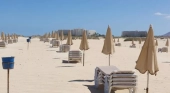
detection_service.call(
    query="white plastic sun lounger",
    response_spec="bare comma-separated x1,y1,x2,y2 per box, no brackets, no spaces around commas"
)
8,39,13,44
0,41,6,47
44,38,49,43
52,40,60,47
68,50,82,62
130,44,136,48
115,43,121,46
94,66,137,93
13,39,17,43
60,44,70,52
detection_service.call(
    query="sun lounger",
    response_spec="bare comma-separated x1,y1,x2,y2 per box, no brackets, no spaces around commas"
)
68,50,82,62
8,39,13,44
50,39,56,44
40,38,44,41
130,44,136,48
158,47,168,52
0,41,6,47
44,38,49,43
94,66,137,93
115,43,121,46
60,44,70,52
13,39,17,43
52,40,60,47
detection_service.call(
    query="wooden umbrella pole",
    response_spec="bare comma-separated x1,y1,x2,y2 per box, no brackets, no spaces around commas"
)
109,54,110,66
83,50,85,66
27,43,29,50
146,71,149,93
7,69,9,93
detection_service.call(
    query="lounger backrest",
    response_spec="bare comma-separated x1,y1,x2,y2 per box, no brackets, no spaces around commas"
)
108,71,137,86
0,41,6,47
162,47,168,52
69,51,82,58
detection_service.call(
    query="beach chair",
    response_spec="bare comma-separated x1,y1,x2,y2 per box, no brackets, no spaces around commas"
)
60,44,70,52
68,50,82,63
40,38,44,41
13,39,17,43
0,41,6,47
161,47,168,52
130,44,136,48
8,39,13,44
158,48,162,52
115,43,121,46
52,40,60,47
94,66,137,93
44,38,49,43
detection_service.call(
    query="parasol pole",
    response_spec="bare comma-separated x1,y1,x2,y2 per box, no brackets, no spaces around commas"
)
146,71,149,93
83,50,85,66
109,54,110,66
7,69,9,93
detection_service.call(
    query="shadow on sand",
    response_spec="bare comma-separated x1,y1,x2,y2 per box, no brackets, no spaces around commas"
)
53,58,60,59
84,85,116,93
69,79,94,82
62,60,78,64
56,66,74,68
162,61,170,63
46,50,56,51
56,51,66,53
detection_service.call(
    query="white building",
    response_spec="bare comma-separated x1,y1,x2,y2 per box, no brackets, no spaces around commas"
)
57,29,96,36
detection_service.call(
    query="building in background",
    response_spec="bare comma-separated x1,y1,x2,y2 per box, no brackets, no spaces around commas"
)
121,30,147,37
57,29,96,36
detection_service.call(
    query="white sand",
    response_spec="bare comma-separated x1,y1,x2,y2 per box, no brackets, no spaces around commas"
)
0,37,170,93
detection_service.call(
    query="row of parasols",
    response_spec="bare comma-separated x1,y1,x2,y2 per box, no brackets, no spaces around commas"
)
42,25,160,93
0,32,18,42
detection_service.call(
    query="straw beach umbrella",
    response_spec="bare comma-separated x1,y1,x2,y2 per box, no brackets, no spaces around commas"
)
1,32,5,40
66,30,73,45
135,24,159,93
79,30,89,66
48,32,51,38
155,39,158,46
117,38,119,42
56,32,60,40
139,38,142,48
165,38,169,47
132,39,134,45
8,34,10,40
5,34,7,40
60,30,64,44
102,25,115,66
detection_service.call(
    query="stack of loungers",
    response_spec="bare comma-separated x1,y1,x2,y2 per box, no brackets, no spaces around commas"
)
68,50,82,62
94,66,137,93
60,44,70,52
52,40,60,47
0,41,6,47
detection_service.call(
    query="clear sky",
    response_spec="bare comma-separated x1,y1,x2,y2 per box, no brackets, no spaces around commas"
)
0,0,170,36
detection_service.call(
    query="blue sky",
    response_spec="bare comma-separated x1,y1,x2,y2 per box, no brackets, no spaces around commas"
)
0,0,170,36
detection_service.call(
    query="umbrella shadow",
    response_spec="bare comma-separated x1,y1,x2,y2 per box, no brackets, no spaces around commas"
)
50,46,58,48
69,79,94,82
56,51,66,53
46,50,56,51
53,58,60,59
83,85,106,93
62,60,78,64
56,66,74,68
162,61,170,63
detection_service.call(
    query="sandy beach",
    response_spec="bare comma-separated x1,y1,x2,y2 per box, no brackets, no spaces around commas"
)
0,37,170,93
